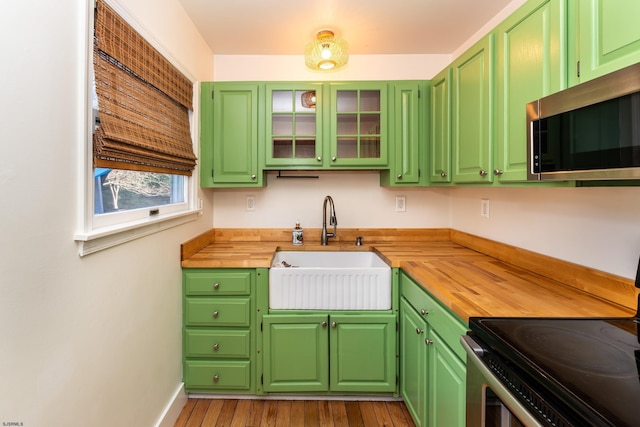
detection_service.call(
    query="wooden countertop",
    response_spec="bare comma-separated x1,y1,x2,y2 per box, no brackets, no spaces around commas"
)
181,228,637,322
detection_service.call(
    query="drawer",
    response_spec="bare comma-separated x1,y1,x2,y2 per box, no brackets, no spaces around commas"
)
185,298,251,327
184,270,252,296
185,329,251,358
184,360,251,391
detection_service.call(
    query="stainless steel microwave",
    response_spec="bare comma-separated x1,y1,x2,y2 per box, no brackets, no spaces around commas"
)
527,62,640,181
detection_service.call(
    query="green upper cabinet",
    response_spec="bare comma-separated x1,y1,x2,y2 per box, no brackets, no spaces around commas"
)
264,83,324,168
429,68,452,184
381,81,428,186
569,0,640,86
451,34,495,184
200,82,264,188
494,0,566,182
328,82,388,167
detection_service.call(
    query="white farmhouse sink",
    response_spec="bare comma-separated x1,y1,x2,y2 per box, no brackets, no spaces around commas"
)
269,251,391,310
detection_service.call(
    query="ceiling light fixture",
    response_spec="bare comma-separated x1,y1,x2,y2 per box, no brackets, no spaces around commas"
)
304,30,348,71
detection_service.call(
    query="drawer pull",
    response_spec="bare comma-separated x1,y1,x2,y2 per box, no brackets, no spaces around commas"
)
213,282,220,290
213,343,219,351
416,328,424,335
425,338,433,345
322,321,327,328
332,321,337,328
213,374,219,383
212,311,219,318
420,309,429,316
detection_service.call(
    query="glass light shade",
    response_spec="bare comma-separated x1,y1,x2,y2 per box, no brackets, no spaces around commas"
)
305,30,348,71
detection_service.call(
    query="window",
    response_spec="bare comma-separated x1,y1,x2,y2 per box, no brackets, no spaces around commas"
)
75,0,200,255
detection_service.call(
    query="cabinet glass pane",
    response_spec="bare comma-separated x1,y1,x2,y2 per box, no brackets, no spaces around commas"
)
273,91,293,112
360,114,380,135
273,140,293,158
337,91,358,112
337,138,358,158
296,90,317,112
337,114,358,134
296,139,316,158
360,138,381,158
296,115,316,135
272,115,293,134
360,90,381,111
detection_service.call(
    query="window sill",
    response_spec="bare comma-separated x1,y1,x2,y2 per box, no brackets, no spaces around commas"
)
74,209,201,256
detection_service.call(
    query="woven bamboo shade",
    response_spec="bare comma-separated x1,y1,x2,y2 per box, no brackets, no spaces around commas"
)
93,0,196,175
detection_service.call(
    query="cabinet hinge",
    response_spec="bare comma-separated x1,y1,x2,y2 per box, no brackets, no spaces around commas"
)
260,321,263,332
418,169,421,178
212,169,214,178
261,374,263,385
418,89,421,98
211,90,215,100
577,60,581,78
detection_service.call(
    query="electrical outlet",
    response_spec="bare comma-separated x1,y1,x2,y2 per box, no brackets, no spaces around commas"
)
246,196,255,211
396,195,406,212
480,199,490,218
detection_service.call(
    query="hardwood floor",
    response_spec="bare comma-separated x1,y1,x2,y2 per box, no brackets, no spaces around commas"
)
174,398,417,427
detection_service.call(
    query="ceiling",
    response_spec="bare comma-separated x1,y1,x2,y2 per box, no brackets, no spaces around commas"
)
178,0,516,56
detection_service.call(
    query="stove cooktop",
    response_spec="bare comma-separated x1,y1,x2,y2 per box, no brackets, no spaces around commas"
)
471,317,640,427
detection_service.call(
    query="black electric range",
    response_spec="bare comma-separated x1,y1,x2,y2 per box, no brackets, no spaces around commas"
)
464,262,640,427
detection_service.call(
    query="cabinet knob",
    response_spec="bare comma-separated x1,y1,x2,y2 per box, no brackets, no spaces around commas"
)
212,311,219,318
425,338,434,345
331,156,337,162
317,156,322,161
322,321,327,328
397,174,402,179
493,169,503,176
213,282,220,290
420,309,429,316
440,171,447,178
213,374,219,383
479,170,488,177
332,321,337,328
416,328,424,335
213,343,219,351
251,174,257,180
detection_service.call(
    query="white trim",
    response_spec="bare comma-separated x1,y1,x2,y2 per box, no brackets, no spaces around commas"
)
155,383,188,427
75,209,201,256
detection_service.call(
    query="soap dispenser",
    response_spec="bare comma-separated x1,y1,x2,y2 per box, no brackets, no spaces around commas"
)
292,221,303,245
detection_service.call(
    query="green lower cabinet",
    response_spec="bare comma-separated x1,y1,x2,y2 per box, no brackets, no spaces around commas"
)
400,272,467,427
428,328,466,427
262,313,397,394
182,268,257,394
400,298,428,426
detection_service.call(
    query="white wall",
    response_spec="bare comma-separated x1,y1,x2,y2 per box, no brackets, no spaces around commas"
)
213,172,451,229
0,1,213,426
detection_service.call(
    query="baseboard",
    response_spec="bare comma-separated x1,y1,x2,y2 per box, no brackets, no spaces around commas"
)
155,382,188,427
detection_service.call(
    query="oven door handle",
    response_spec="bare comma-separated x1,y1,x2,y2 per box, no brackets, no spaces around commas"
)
461,335,544,427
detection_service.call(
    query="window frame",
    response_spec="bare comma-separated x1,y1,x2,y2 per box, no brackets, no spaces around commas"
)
74,0,201,256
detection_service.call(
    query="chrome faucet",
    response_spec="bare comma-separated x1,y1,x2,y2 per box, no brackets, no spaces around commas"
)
321,195,337,245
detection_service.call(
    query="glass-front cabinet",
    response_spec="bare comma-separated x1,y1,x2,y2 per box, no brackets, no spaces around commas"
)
265,84,323,168
329,83,388,167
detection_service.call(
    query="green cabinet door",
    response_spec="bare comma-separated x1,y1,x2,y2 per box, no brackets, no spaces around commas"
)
430,68,452,184
262,314,329,392
494,0,566,182
428,328,466,427
329,314,397,393
400,298,428,427
570,0,640,86
328,82,388,167
381,81,425,186
200,82,264,187
451,35,495,183
264,83,324,168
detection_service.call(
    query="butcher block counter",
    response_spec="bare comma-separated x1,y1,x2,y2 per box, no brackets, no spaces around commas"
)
181,228,637,322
